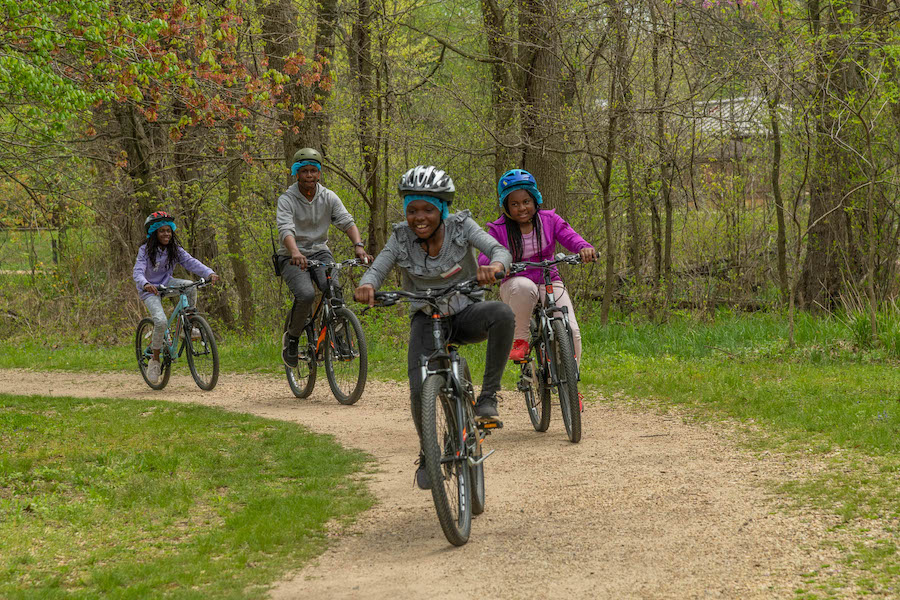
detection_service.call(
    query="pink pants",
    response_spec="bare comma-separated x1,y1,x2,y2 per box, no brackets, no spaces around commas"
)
499,277,582,362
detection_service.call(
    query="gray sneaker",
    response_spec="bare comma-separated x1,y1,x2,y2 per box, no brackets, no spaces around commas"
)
147,359,161,384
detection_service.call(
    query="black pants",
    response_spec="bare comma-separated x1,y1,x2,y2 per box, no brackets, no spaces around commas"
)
407,300,514,443
279,250,340,336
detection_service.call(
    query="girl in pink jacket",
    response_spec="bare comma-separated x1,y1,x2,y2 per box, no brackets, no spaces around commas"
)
478,169,597,362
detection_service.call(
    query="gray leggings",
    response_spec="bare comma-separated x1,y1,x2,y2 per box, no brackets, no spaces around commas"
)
142,278,196,350
407,300,515,443
279,250,339,336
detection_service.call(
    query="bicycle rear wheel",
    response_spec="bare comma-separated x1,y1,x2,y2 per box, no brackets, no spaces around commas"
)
324,307,367,405
523,343,551,432
184,314,219,391
460,358,484,516
550,320,581,443
421,373,472,546
286,327,317,398
135,318,171,390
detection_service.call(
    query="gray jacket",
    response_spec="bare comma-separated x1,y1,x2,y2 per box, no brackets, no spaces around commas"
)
276,182,355,255
359,210,512,315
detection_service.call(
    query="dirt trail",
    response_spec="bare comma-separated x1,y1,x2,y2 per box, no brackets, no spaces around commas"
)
0,368,841,599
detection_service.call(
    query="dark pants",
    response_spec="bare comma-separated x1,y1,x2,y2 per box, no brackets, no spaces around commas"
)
279,250,339,336
407,300,515,443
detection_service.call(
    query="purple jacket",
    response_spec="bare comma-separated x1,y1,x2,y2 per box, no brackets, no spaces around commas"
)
477,209,593,284
133,244,214,300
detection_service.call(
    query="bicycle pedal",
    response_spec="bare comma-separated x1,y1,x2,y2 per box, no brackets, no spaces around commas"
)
476,419,503,430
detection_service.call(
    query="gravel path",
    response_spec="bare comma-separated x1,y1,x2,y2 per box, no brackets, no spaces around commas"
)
0,368,841,599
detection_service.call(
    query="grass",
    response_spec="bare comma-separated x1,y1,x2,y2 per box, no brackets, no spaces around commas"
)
0,393,372,599
5,306,900,595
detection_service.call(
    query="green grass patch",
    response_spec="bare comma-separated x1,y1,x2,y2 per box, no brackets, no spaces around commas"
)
0,393,372,599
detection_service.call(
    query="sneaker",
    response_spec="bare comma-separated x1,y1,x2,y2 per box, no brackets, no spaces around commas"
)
509,339,530,362
147,359,161,384
474,394,499,419
282,332,299,368
191,327,202,341
414,452,431,490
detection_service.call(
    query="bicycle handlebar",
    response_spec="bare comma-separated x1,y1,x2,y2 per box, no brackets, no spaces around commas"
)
368,271,504,309
508,253,582,275
158,278,210,297
305,257,369,271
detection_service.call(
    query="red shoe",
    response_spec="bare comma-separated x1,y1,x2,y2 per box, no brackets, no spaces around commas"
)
509,339,530,362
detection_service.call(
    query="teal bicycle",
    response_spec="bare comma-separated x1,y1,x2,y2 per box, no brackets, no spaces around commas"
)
135,278,219,391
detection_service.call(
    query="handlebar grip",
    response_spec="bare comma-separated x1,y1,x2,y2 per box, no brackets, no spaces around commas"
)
494,269,506,280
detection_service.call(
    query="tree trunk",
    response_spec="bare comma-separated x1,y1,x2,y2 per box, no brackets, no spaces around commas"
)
519,0,568,212
650,0,673,305
481,0,518,179
256,0,304,166
766,89,790,304
225,155,255,332
296,0,339,151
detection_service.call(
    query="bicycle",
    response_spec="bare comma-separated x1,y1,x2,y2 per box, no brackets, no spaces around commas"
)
508,254,583,443
367,277,501,546
135,278,219,391
284,258,368,405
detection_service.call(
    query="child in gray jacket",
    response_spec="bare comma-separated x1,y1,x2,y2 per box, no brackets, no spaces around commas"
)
355,165,514,490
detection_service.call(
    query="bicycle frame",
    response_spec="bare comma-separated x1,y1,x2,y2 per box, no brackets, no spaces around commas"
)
510,255,581,382
533,269,579,383
303,259,360,360
156,291,194,361
419,317,495,469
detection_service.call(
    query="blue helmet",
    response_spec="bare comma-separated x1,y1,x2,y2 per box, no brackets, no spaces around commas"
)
497,169,543,207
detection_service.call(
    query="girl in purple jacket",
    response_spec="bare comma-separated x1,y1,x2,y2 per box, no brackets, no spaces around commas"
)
479,169,596,362
132,211,218,384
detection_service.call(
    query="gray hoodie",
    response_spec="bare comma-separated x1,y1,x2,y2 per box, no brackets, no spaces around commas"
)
359,210,512,315
276,182,355,255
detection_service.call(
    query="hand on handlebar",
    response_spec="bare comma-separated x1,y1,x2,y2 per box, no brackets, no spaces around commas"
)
354,284,376,306
143,283,159,296
208,273,219,284
476,262,505,286
290,249,307,269
579,247,598,264
354,245,374,265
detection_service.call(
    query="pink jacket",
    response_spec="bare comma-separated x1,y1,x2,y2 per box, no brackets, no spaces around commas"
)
477,209,593,284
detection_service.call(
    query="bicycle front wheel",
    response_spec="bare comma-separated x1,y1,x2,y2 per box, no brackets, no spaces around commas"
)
422,373,472,546
135,318,171,390
324,307,368,405
286,327,317,398
524,344,551,432
550,320,581,443
184,314,219,391
460,358,485,516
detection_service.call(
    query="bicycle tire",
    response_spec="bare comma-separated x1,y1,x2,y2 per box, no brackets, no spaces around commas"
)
524,344,552,432
460,358,485,516
422,373,472,546
286,327,317,398
551,319,581,443
324,307,368,405
184,314,219,391
135,318,171,390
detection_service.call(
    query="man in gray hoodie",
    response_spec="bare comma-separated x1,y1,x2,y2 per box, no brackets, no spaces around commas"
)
276,147,372,367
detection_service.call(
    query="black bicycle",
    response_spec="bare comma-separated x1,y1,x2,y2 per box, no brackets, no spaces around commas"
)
135,278,219,391
284,258,368,405
508,254,582,443
367,278,500,546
